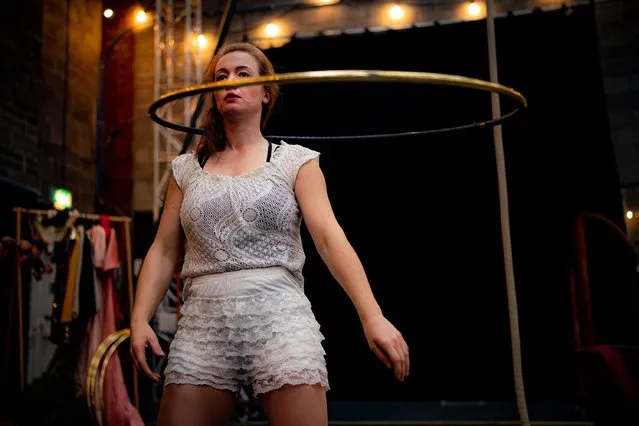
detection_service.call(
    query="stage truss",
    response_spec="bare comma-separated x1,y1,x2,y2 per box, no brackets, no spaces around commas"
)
152,0,205,221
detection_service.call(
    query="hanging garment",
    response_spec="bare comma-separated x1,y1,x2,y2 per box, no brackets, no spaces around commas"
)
33,210,78,245
71,226,85,319
104,225,124,322
76,229,99,392
60,227,81,323
79,229,97,319
86,225,107,421
89,224,106,311
26,249,58,384
100,215,112,242
100,229,143,426
49,228,76,345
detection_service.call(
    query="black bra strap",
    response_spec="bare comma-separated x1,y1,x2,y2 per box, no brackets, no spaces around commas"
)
266,141,273,162
201,141,276,168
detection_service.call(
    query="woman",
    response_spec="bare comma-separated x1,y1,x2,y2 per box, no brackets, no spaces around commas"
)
131,42,409,426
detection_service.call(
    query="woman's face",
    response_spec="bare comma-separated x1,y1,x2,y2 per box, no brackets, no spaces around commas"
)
213,51,269,120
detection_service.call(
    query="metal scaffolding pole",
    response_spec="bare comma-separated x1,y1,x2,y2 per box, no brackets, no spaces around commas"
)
196,0,204,83
166,0,175,181
153,0,162,222
153,0,203,222
185,0,192,126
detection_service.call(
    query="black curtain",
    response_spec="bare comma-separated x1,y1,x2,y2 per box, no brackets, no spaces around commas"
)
263,4,623,402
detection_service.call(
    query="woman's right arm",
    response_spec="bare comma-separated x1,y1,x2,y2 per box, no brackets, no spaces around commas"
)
130,176,184,381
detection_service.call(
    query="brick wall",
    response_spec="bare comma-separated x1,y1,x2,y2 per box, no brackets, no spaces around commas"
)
594,0,639,255
0,0,43,193
0,0,102,213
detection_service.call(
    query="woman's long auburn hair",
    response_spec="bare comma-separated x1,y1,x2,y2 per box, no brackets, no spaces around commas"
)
196,42,280,165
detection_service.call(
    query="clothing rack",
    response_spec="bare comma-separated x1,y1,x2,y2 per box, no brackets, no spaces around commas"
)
12,207,138,408
14,207,133,223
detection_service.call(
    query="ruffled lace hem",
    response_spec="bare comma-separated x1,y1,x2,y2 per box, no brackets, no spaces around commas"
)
164,368,330,397
164,371,239,393
253,368,330,396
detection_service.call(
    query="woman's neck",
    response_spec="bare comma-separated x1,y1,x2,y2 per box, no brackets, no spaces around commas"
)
224,114,265,152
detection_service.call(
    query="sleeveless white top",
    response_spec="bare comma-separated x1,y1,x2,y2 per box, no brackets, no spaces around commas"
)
172,141,320,291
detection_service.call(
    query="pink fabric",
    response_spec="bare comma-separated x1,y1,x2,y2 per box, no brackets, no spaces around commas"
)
100,215,112,241
90,225,107,269
103,231,120,271
101,230,143,426
104,229,124,321
88,313,105,425
88,226,105,315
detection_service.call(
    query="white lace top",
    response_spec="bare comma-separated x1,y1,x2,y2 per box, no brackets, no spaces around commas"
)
172,141,320,290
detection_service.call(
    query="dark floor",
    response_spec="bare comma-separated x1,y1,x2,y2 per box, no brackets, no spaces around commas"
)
163,400,593,426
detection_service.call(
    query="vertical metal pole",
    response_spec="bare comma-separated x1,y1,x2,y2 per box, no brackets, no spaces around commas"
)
16,210,24,391
124,220,139,407
185,0,192,126
195,0,203,84
167,0,174,175
153,0,162,222
485,1,530,425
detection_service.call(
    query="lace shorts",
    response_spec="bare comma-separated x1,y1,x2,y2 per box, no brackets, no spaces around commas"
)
163,267,329,397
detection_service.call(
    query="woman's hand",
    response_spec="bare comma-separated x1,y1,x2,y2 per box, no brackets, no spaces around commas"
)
362,314,409,382
130,321,164,382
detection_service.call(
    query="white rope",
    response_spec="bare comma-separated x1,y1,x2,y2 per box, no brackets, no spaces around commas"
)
485,0,531,425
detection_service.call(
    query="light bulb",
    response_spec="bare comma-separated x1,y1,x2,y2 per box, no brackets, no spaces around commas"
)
135,10,148,24
467,1,481,17
389,5,405,20
265,23,281,38
196,34,207,49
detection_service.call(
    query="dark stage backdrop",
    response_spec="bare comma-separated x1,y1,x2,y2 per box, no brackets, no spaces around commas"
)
261,4,623,402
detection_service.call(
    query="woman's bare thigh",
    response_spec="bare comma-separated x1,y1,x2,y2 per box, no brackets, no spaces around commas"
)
157,384,237,426
260,384,327,426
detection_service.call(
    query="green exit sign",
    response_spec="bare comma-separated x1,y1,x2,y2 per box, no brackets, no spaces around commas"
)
52,188,72,210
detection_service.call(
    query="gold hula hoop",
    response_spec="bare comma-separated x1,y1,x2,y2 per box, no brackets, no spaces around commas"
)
148,70,527,138
98,331,131,410
86,329,131,421
86,329,126,412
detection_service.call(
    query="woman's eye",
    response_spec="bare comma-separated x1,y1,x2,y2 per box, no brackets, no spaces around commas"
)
217,75,227,81
239,72,250,77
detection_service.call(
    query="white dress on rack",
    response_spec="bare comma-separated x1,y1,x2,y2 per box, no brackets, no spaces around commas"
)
26,251,58,384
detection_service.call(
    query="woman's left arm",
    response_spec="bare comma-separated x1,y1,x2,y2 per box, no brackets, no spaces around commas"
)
295,159,409,382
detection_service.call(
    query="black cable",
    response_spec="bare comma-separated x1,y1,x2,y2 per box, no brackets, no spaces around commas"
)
179,0,238,156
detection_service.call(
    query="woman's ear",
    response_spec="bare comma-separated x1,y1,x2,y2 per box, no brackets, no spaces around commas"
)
262,90,270,104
